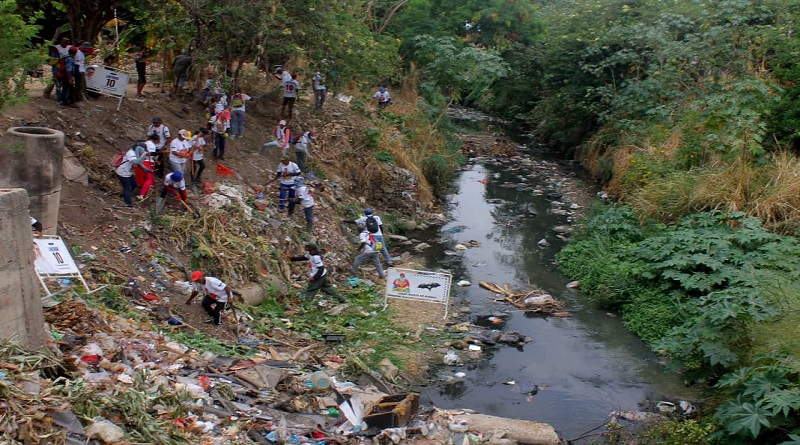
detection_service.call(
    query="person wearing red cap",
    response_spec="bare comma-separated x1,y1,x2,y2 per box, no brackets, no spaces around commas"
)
185,270,232,325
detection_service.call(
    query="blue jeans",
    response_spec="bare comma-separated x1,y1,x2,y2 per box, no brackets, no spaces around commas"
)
231,110,246,138
117,174,136,206
278,183,295,210
53,76,64,104
304,206,314,229
374,233,393,265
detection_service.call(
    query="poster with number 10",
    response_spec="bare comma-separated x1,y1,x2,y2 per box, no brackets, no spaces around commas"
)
33,237,80,276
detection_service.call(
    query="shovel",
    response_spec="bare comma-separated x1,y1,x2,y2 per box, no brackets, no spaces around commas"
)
168,188,201,217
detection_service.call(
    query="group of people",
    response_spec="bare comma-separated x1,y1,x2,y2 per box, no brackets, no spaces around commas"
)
115,116,213,209
186,205,397,324
47,36,94,107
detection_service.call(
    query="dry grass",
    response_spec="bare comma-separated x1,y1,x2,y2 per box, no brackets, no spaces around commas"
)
627,152,800,233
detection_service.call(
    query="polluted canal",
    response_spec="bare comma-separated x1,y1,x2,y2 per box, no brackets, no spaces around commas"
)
415,137,697,441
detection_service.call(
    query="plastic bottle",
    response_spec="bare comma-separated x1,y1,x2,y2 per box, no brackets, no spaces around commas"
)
308,371,332,390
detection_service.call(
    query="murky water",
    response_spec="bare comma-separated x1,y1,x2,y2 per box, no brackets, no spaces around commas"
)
418,149,696,442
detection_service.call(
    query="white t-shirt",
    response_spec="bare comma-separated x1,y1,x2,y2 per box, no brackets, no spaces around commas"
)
359,231,377,253
295,132,311,152
193,137,206,161
283,79,299,98
303,254,326,278
275,126,290,144
295,185,314,208
281,71,292,83
374,90,391,102
148,124,171,150
115,148,138,177
194,276,229,303
213,98,227,115
277,162,301,186
164,172,186,190
355,214,383,235
169,138,190,164
312,73,326,90
56,45,70,58
231,93,251,111
210,115,230,135
145,140,158,155
74,49,86,73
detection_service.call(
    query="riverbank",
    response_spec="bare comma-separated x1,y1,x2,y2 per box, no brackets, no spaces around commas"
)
1,74,574,443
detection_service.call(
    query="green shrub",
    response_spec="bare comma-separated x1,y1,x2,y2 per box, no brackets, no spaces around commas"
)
623,288,681,347
374,150,393,163
422,153,454,196
640,418,717,445
362,128,381,150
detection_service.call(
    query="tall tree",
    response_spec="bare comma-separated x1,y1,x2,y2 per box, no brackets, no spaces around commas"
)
60,0,117,43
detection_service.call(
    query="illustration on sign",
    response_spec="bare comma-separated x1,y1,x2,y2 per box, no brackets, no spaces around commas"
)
385,268,451,304
33,237,80,275
86,65,130,97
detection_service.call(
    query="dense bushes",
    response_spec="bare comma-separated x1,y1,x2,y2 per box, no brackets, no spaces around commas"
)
556,206,800,443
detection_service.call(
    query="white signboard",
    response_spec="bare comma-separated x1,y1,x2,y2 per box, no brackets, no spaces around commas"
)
33,236,94,296
384,268,452,318
86,65,130,110
34,237,79,275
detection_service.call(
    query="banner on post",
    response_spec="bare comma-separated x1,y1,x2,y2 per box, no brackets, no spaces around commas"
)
33,237,79,275
85,64,130,110
384,268,452,318
33,236,93,296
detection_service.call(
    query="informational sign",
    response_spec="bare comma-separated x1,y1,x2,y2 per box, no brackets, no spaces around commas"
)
85,65,130,110
33,237,79,275
33,236,93,296
384,268,452,318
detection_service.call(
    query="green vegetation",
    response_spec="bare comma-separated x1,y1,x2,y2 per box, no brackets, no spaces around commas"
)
0,0,39,112
557,207,800,443
241,284,434,378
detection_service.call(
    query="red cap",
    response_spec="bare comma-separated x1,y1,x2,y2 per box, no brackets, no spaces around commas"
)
191,270,204,282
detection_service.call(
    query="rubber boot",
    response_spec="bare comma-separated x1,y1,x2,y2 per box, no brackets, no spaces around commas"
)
155,197,166,214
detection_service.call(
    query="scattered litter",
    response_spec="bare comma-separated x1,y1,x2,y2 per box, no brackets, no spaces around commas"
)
456,280,471,287
479,282,564,313
443,350,460,365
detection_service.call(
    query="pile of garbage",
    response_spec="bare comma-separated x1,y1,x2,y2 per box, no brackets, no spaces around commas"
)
0,295,563,445
478,282,565,315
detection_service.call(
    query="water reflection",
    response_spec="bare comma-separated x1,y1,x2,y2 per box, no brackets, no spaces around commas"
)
420,153,695,440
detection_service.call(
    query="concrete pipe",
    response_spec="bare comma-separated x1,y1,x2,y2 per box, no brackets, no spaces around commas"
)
0,127,66,235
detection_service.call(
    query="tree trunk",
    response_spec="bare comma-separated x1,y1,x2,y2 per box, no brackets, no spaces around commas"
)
62,0,117,44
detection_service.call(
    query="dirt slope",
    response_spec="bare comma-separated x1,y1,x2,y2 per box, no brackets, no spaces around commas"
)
1,78,439,340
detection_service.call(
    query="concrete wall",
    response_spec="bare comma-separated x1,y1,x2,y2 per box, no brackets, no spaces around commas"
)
0,127,66,235
0,188,46,350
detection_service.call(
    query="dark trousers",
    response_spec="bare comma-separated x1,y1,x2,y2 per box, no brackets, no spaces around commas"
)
303,275,343,301
155,152,165,178
193,159,205,183
202,295,226,325
213,133,226,159
314,88,326,109
117,174,136,206
279,183,295,210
